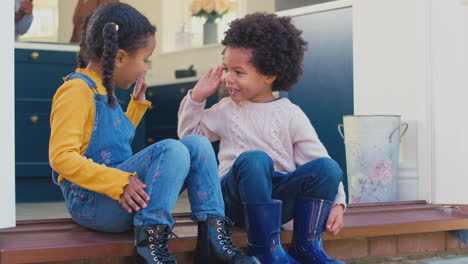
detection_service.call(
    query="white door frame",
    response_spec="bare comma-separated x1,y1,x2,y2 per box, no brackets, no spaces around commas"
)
0,0,16,229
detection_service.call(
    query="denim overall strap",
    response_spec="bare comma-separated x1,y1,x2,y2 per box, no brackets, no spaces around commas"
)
64,72,97,88
51,71,135,184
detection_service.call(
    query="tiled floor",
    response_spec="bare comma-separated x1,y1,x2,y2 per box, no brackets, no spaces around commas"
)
16,191,191,220
356,255,468,264
422,256,468,264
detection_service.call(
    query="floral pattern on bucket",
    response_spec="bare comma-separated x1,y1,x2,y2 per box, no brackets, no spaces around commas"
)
369,158,394,184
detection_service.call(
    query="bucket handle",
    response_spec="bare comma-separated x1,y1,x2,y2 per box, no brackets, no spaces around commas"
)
338,124,344,140
338,122,408,142
389,122,409,143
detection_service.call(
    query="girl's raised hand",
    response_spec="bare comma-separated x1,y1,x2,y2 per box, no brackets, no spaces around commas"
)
191,66,223,103
133,73,148,103
119,176,150,213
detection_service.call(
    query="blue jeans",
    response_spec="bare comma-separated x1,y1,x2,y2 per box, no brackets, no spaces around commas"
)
221,150,342,227
61,135,225,232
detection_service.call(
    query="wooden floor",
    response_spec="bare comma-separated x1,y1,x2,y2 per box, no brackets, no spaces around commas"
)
2,200,468,264
15,191,191,221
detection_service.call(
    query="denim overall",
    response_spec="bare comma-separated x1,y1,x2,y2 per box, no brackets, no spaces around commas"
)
53,72,224,232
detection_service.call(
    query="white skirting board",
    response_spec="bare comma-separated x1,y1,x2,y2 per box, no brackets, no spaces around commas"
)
398,162,419,201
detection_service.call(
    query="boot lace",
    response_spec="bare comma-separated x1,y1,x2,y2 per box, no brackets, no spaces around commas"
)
215,218,243,256
147,228,178,263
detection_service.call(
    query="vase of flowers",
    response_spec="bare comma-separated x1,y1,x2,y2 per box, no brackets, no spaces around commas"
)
190,0,232,44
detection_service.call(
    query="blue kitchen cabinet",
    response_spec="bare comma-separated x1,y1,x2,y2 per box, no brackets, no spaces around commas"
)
287,7,354,197
145,81,219,151
15,47,78,202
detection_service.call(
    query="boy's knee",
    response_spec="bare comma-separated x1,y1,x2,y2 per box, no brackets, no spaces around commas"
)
236,150,274,169
316,157,342,187
232,151,274,185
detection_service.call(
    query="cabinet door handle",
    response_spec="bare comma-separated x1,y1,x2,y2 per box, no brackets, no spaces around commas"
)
29,115,39,124
148,105,154,111
180,88,187,95
30,52,40,60
147,91,154,98
147,137,155,144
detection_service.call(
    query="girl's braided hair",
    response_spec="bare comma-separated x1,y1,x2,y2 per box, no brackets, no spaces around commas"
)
77,3,156,107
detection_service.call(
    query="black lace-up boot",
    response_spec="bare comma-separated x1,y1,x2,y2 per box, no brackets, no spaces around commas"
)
194,215,260,264
134,225,177,264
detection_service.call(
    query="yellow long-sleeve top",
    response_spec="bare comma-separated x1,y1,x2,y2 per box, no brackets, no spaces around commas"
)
49,68,151,200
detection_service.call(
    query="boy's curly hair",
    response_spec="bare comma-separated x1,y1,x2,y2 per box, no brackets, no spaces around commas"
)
222,12,307,92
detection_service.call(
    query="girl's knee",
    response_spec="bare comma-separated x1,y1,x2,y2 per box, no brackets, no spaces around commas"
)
153,139,190,165
180,134,210,145
179,134,212,152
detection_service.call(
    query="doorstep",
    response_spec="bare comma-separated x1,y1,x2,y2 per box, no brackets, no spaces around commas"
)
1,200,468,264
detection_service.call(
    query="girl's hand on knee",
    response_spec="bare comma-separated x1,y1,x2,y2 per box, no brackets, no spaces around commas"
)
119,176,150,213
325,204,345,236
191,66,223,103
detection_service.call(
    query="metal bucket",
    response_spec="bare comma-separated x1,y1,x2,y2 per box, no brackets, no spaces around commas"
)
338,115,408,203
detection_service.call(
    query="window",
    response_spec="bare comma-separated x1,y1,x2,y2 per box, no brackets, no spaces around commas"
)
161,0,239,53
18,0,59,42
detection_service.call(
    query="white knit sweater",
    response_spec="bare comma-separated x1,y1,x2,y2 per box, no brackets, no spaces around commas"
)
178,90,346,206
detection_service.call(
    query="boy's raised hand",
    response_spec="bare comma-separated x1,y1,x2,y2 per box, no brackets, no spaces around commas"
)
191,66,223,103
133,73,148,103
119,176,150,213
325,204,345,236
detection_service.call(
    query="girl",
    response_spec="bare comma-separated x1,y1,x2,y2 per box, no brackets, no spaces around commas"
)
178,13,346,264
49,3,259,264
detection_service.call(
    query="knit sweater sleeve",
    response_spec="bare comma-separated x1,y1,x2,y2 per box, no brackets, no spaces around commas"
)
177,90,222,142
290,107,347,207
49,81,132,200
289,108,330,165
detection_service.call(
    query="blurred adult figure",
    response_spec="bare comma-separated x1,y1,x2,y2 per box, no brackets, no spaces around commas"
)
69,0,119,43
15,0,34,40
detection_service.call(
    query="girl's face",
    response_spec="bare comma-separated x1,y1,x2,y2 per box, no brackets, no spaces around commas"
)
114,35,156,89
222,47,276,103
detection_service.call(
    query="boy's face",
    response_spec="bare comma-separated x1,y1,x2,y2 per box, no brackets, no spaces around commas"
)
222,47,276,103
114,35,156,89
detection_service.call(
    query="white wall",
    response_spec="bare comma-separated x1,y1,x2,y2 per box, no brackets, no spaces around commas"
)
353,0,430,201
354,0,468,204
0,0,16,229
430,0,468,204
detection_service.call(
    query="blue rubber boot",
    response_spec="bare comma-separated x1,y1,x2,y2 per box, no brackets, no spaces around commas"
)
243,200,300,264
288,197,345,264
